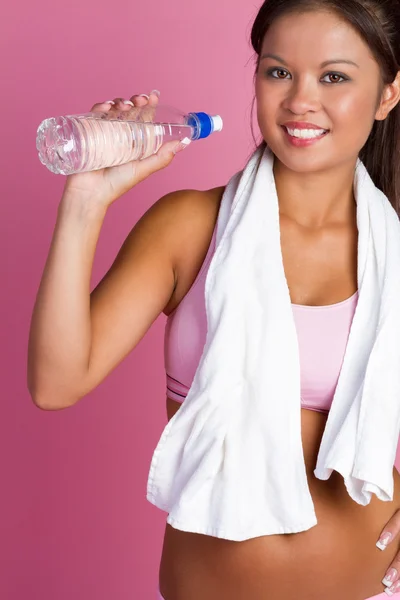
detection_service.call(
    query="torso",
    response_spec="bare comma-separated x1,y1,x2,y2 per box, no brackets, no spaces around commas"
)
159,186,400,600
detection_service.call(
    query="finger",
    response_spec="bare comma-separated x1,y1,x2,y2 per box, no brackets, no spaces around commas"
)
129,90,160,123
377,531,394,551
107,95,149,122
90,92,159,122
377,510,400,551
89,98,130,118
384,579,400,596
382,553,400,594
90,100,116,113
130,90,160,105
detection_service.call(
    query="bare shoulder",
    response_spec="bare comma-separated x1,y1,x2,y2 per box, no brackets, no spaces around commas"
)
162,185,225,316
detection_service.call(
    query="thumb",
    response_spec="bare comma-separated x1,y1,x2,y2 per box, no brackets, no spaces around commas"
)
159,137,192,161
128,138,191,186
146,137,191,168
171,137,192,155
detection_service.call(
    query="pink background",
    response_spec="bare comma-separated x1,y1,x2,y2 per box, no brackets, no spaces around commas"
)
3,1,400,599
1,0,260,598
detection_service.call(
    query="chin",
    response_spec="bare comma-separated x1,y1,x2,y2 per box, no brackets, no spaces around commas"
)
272,148,336,174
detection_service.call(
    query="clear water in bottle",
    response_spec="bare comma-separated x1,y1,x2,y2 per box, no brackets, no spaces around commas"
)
36,103,223,175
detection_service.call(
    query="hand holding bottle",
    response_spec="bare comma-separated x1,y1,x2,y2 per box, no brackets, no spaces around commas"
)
62,91,191,208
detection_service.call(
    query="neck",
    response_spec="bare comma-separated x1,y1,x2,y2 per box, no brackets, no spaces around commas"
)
272,155,358,229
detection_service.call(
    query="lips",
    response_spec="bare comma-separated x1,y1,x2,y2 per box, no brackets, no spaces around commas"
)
281,125,330,147
282,122,329,131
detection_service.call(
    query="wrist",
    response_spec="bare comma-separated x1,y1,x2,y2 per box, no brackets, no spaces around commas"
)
59,189,108,223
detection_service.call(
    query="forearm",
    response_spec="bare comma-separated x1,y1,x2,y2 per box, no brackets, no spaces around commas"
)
28,191,108,408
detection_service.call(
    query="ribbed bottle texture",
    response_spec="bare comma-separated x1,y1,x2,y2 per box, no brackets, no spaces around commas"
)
36,104,223,175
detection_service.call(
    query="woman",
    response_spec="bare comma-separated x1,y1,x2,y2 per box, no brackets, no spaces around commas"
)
28,0,400,598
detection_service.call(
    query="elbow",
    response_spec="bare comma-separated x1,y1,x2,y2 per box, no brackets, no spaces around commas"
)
27,343,77,409
27,378,78,411
30,394,75,411
27,359,88,410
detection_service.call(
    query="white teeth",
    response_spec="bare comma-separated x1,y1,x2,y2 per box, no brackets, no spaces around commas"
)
285,127,327,139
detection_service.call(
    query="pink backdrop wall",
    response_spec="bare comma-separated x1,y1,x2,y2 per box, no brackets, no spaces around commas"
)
3,1,400,599
1,0,259,598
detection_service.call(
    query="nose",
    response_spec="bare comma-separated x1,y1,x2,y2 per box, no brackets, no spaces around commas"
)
282,79,321,115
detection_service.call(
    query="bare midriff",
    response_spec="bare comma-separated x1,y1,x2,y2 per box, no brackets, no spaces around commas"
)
159,399,400,600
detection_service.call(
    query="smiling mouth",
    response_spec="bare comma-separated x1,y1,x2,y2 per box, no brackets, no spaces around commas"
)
281,125,330,138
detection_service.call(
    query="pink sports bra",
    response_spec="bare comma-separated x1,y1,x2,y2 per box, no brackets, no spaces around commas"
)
164,223,359,414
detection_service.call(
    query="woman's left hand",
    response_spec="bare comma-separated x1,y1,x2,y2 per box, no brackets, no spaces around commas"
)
377,509,400,595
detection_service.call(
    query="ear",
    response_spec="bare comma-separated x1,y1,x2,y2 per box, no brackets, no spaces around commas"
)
375,71,400,121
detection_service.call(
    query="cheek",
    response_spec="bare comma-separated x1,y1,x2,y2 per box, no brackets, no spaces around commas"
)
256,102,274,137
255,73,276,106
332,92,377,139
331,93,364,122
255,83,278,124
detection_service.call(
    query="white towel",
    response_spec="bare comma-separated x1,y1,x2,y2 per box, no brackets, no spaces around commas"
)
147,144,400,541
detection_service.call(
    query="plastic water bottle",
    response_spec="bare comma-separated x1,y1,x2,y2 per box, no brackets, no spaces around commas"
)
36,103,223,175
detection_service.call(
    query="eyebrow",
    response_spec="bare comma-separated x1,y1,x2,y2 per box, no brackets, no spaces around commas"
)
260,53,359,69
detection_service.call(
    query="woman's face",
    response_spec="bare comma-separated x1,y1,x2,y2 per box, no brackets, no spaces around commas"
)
255,10,384,172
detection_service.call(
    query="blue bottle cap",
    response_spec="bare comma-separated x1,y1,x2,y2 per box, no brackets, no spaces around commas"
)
187,112,223,140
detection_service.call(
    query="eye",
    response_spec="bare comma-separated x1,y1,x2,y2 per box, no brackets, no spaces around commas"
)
265,68,348,84
322,72,348,84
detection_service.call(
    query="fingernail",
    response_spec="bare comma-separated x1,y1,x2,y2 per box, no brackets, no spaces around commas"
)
123,100,134,106
173,137,191,154
139,94,150,99
104,100,115,105
385,579,400,596
377,532,393,550
382,568,398,587
150,89,161,97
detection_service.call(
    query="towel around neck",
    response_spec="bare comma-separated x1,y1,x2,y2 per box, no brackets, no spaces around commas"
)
147,145,400,541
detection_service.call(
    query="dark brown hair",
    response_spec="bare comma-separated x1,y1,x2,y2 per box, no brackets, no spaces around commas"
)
249,0,400,215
